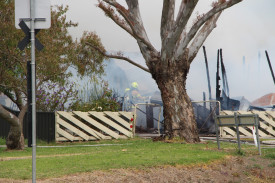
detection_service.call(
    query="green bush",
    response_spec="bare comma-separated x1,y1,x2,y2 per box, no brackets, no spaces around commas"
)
71,81,120,112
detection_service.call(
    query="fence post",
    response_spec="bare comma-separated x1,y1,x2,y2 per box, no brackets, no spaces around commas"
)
234,112,241,152
215,117,220,149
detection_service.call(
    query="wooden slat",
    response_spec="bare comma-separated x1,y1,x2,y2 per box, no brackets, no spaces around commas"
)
236,111,254,136
90,112,133,138
220,111,235,137
265,111,275,122
72,111,109,139
257,122,275,136
238,127,253,136
223,127,236,136
225,111,267,137
58,111,101,139
220,111,253,137
55,112,60,139
104,111,131,130
56,128,75,142
247,126,266,137
56,136,97,142
119,111,133,120
257,111,275,128
220,111,274,137
56,117,89,141
74,111,119,139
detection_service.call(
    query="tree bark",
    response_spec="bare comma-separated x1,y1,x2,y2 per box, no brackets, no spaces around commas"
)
150,59,200,143
0,105,25,150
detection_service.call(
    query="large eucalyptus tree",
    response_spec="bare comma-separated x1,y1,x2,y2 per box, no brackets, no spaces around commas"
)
95,0,242,142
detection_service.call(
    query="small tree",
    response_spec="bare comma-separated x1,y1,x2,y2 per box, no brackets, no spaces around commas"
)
93,0,243,142
0,1,106,149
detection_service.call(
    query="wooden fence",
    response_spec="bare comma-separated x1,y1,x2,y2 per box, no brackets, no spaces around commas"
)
220,111,275,138
55,111,134,142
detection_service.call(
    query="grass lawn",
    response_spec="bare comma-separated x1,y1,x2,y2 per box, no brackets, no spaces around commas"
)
0,138,274,180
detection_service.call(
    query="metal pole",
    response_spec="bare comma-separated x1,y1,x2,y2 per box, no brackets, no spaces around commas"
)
255,115,261,156
215,118,220,149
203,46,212,100
234,112,241,152
265,50,275,86
30,0,36,182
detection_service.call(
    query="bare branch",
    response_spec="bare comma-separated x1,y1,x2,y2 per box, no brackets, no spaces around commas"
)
187,12,222,62
161,0,199,59
161,0,175,40
99,0,157,54
98,1,134,37
182,0,242,50
172,0,199,41
86,42,150,73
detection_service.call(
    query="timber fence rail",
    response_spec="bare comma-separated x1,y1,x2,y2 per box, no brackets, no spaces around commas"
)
220,110,275,138
55,111,134,142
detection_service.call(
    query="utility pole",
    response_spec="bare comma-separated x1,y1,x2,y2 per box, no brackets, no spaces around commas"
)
15,1,50,182
30,1,36,182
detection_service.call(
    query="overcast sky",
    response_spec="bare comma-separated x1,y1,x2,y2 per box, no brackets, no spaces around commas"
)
50,0,275,102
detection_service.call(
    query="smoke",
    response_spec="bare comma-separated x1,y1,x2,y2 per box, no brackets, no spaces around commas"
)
104,52,159,97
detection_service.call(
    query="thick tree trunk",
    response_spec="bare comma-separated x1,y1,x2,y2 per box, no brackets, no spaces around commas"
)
150,59,200,143
0,105,25,150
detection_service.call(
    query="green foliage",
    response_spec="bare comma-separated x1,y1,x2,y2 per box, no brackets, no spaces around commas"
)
0,1,106,112
71,81,120,112
36,83,78,112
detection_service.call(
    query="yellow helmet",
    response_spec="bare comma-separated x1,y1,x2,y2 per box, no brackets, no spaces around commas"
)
131,82,138,89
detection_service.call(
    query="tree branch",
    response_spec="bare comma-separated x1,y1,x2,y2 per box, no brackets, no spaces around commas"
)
171,0,199,43
99,0,157,55
86,42,150,73
161,0,175,40
0,104,19,127
98,1,134,37
187,12,222,61
181,0,242,50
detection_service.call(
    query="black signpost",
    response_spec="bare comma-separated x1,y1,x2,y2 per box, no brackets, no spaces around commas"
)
18,20,44,148
18,20,44,51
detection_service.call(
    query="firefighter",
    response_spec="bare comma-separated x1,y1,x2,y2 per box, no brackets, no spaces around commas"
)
123,82,145,111
130,82,145,103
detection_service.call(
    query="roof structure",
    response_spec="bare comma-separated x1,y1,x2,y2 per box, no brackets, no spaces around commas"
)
251,93,275,106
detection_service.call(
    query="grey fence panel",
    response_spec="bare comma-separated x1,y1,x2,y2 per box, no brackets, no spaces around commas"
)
0,108,55,142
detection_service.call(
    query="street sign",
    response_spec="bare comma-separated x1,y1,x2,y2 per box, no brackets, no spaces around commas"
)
15,0,51,29
17,21,44,51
